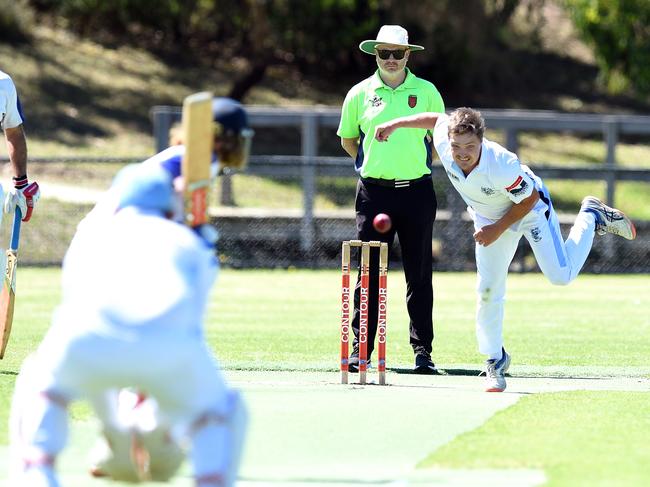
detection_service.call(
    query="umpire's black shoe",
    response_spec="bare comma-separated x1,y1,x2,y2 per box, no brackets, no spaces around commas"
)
414,350,436,374
348,346,371,373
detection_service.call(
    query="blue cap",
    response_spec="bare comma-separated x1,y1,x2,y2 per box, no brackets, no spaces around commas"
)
212,97,249,135
113,164,174,213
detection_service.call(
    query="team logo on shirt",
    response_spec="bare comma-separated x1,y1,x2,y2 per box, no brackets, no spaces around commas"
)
530,226,542,242
505,176,529,196
408,95,417,108
369,95,383,107
481,186,495,195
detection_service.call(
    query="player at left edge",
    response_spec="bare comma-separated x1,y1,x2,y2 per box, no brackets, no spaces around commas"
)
1,68,40,224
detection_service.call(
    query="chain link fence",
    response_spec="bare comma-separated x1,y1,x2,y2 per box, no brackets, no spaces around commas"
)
211,164,648,273
6,157,648,273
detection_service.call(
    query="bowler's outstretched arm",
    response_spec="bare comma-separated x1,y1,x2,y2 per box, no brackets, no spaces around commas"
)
374,112,441,141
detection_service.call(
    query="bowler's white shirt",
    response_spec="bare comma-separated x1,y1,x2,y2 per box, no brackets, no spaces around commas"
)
433,114,540,221
0,70,23,130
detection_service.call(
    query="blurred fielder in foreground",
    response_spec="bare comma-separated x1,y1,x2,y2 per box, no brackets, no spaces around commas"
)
375,107,636,392
9,96,253,487
10,164,247,487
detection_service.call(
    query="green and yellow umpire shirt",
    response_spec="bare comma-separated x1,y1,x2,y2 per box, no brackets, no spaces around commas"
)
337,68,445,180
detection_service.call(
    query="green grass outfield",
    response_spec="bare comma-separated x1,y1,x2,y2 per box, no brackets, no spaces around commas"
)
1,269,649,486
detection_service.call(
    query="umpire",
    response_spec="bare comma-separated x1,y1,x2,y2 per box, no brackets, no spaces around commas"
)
337,25,445,374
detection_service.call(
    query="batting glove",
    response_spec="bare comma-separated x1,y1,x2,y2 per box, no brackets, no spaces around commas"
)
4,177,40,222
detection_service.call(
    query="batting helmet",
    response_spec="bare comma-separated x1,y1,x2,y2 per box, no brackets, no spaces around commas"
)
212,97,254,171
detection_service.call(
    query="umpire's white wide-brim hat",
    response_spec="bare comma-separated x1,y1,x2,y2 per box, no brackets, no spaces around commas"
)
359,25,424,54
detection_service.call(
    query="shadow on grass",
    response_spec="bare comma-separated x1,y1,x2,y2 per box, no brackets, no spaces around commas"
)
389,367,484,376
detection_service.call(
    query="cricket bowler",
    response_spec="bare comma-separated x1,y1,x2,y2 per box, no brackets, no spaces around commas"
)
375,107,636,392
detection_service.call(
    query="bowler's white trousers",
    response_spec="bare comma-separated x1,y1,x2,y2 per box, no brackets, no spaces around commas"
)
471,193,596,359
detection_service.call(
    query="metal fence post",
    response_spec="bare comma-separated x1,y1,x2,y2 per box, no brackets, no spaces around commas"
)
151,106,180,152
220,172,235,206
505,128,519,154
603,116,619,206
301,114,318,254
602,117,620,260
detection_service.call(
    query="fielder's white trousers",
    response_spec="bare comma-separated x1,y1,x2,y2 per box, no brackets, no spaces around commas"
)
10,313,244,486
472,200,596,360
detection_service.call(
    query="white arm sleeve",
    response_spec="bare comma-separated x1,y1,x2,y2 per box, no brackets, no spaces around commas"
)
1,76,24,130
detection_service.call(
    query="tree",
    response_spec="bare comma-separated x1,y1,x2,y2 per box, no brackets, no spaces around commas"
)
30,0,581,102
564,0,650,95
0,0,35,43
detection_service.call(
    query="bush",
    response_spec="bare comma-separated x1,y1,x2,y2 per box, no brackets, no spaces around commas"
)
0,0,35,43
564,0,650,96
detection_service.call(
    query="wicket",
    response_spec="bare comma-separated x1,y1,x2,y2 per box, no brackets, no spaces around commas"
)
340,240,388,385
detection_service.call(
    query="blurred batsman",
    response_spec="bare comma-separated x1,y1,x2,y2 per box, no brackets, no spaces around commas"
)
78,96,252,235
9,163,248,486
153,96,254,178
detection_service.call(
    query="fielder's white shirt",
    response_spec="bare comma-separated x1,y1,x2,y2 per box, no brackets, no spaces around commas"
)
433,114,541,221
60,206,218,335
0,70,23,130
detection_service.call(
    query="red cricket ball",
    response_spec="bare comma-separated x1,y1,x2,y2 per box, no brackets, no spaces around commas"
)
373,213,392,233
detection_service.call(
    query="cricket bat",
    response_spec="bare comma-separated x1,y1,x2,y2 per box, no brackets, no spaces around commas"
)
181,91,214,227
0,209,22,359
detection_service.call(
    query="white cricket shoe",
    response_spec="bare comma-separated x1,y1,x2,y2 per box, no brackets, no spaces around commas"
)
485,349,511,393
581,196,636,240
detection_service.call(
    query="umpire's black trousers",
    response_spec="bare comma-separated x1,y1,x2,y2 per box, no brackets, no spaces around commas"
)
351,176,437,358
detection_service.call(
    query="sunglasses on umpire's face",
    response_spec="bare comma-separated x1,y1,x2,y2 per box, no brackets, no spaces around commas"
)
376,49,407,60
